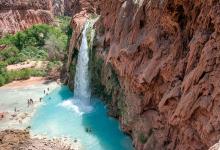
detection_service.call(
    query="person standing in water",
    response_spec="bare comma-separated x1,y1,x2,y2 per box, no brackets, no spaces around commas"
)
29,99,33,105
27,99,30,107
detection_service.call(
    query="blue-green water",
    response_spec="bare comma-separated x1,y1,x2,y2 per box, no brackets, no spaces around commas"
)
30,86,133,150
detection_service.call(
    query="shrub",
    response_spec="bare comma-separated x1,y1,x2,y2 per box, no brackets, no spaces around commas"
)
0,61,7,74
138,133,148,144
0,46,19,61
0,75,6,86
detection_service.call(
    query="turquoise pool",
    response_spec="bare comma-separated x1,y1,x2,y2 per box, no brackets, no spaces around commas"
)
30,86,133,150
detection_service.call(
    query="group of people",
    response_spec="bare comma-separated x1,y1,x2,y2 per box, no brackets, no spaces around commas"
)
26,87,50,107
27,98,34,106
85,127,92,133
44,88,50,95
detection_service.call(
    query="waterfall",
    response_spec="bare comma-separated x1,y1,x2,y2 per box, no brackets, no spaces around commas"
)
74,22,91,106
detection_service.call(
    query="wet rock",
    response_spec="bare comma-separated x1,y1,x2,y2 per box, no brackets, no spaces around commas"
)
65,0,220,149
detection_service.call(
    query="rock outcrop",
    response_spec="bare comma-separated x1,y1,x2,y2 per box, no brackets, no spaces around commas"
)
63,0,96,87
0,0,53,37
0,129,75,150
65,0,220,149
63,0,96,16
52,0,64,16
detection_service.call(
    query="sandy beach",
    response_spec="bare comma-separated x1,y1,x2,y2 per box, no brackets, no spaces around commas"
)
0,77,55,89
0,78,82,150
0,77,59,130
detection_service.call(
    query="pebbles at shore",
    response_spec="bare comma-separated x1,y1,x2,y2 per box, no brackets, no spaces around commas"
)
0,129,76,150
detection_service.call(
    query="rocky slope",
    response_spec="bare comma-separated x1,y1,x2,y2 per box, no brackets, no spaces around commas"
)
0,129,75,150
0,0,53,37
65,0,220,149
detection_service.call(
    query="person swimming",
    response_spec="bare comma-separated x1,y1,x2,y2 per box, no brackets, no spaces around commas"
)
74,138,78,143
85,127,92,133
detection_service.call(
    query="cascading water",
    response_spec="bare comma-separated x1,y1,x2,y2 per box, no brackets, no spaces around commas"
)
30,17,134,150
74,22,91,106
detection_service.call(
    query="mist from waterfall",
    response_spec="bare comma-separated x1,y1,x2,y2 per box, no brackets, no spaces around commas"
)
74,22,91,106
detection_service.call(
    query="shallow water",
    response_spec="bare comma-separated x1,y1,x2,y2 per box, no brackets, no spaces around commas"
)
30,86,133,150
0,82,58,130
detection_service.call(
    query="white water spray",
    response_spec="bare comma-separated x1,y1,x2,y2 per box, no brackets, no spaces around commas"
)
60,18,98,113
74,22,91,106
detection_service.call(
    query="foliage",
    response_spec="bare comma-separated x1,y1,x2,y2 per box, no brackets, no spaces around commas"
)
0,16,70,86
0,68,46,86
138,133,148,144
0,61,7,74
56,16,72,34
47,61,62,71
0,23,68,64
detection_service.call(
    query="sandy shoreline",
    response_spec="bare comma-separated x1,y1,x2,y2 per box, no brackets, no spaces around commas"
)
0,77,81,149
0,77,60,130
0,77,82,150
0,129,78,150
0,77,57,89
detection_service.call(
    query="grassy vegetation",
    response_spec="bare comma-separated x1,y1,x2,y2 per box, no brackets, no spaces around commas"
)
138,132,148,144
0,16,71,86
0,68,46,86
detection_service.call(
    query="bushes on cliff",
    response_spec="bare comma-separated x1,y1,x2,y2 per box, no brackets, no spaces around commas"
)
0,16,71,86
0,68,46,86
0,23,68,64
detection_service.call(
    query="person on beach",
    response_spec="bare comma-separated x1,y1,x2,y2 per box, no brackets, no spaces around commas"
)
74,138,78,143
44,90,46,94
27,99,30,107
30,99,33,104
39,97,42,102
0,112,4,120
14,107,17,112
47,87,49,91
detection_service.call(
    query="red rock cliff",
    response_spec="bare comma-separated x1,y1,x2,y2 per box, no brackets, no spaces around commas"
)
66,0,220,149
0,0,53,37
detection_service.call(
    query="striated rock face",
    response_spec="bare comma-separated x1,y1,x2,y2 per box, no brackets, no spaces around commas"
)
63,0,96,87
0,0,53,37
94,0,220,149
63,0,96,16
66,0,220,149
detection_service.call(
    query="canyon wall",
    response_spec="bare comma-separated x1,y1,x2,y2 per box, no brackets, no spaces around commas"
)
52,0,64,16
65,0,220,149
0,0,53,37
